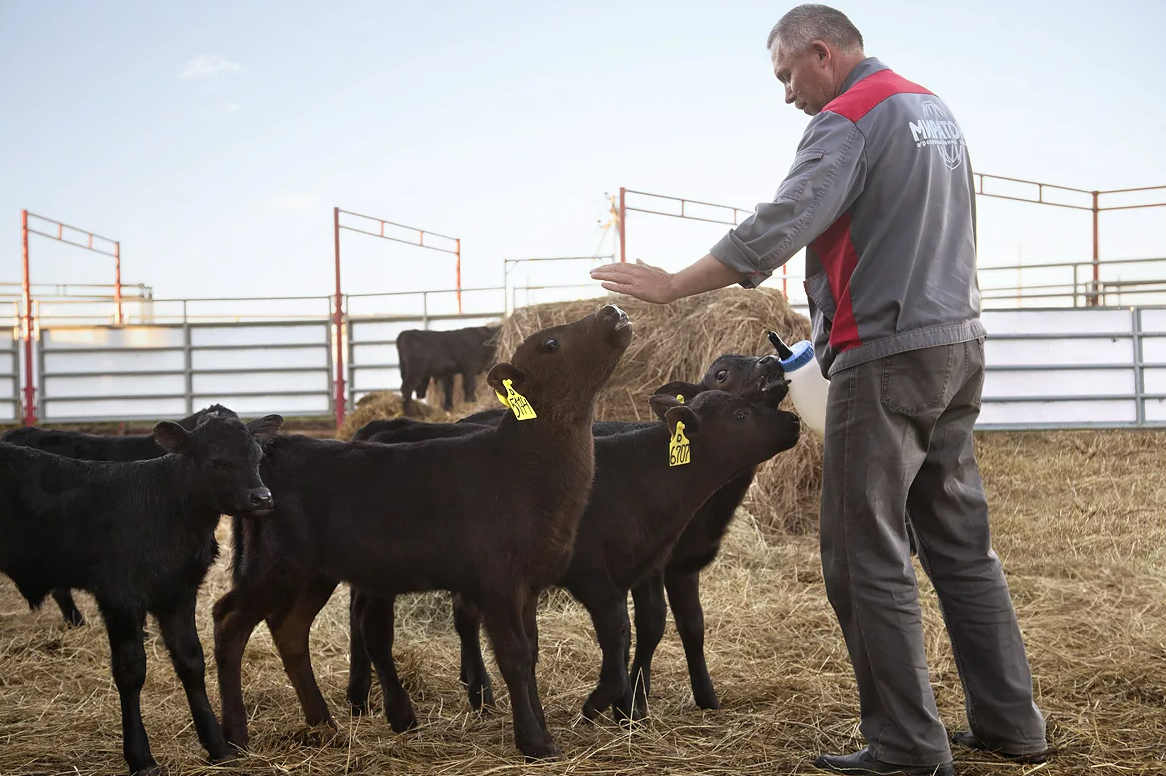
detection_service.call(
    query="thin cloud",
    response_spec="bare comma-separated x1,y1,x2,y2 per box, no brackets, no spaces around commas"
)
263,194,321,213
181,54,241,79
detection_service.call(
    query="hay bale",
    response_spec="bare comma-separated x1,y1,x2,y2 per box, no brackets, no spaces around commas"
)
483,288,823,535
337,391,453,440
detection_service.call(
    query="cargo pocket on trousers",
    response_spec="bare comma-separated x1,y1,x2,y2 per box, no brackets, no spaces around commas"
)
880,345,955,416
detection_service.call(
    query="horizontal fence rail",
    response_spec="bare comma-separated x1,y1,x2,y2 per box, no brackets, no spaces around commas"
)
34,320,333,423
7,284,1166,431
977,307,1165,429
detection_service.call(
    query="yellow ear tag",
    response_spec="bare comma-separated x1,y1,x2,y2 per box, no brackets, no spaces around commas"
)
669,421,691,467
496,379,537,421
675,394,685,403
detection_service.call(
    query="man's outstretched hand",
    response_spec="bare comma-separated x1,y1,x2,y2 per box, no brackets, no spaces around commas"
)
591,253,746,305
590,259,677,304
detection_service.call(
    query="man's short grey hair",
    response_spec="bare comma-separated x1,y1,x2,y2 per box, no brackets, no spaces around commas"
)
767,4,864,55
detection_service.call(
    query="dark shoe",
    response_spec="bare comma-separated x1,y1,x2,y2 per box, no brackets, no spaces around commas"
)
813,748,955,775
950,730,1049,763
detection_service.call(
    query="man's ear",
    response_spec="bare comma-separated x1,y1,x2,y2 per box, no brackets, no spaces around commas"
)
487,363,526,394
664,406,700,438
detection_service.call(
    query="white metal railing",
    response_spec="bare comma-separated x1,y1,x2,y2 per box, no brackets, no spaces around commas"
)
11,277,1166,428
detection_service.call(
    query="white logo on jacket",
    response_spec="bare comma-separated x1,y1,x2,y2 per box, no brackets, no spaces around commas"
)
908,101,965,170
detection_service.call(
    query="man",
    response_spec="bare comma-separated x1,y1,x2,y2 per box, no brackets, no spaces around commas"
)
591,5,1048,775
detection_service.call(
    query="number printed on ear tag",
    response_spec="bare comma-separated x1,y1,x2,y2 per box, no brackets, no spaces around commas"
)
496,379,537,421
669,421,691,467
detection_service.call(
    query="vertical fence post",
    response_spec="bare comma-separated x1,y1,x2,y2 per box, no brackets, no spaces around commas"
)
35,307,45,423
1090,191,1100,307
618,187,627,263
20,210,36,426
183,314,194,415
345,295,355,417
114,241,123,325
333,207,346,428
1134,306,1145,427
455,239,463,314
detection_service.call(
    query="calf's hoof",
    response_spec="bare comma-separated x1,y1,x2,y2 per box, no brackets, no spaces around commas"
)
130,761,163,776
385,699,418,733
613,701,642,727
521,741,562,761
581,695,605,722
222,723,249,752
693,691,721,711
350,699,372,716
466,680,495,712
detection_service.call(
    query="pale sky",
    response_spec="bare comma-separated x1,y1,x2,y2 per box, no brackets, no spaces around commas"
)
2,0,1164,316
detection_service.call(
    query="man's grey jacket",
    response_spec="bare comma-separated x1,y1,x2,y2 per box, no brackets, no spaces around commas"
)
711,57,985,377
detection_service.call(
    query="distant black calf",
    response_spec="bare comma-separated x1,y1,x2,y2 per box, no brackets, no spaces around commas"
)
0,413,281,776
2,403,237,627
215,305,632,760
396,325,498,411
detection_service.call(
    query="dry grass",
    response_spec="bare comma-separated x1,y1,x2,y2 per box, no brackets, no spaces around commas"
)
2,429,1165,775
337,391,454,440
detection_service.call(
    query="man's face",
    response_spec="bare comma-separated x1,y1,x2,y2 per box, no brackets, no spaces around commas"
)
771,40,834,116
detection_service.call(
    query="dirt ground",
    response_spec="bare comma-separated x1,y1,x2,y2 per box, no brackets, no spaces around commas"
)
1,429,1164,775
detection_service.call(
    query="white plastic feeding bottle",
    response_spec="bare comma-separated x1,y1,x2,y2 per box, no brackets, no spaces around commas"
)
767,330,830,437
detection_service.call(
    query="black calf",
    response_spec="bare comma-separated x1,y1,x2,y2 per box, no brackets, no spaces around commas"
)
0,413,280,776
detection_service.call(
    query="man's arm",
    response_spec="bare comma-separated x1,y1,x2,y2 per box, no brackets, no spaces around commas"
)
590,254,742,303
591,111,867,303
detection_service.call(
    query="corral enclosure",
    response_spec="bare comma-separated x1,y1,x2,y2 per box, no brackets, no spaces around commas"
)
11,289,1166,432
1,429,1163,775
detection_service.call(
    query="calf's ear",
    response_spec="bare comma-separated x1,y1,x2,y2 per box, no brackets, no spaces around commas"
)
246,414,284,448
648,394,682,421
153,421,194,455
652,380,702,404
664,406,700,438
487,363,526,393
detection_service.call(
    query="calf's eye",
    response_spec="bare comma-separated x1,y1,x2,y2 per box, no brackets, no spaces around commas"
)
716,370,728,382
544,338,559,352
734,410,748,421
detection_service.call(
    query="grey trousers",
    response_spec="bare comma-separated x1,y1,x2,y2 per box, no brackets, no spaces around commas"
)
820,339,1047,766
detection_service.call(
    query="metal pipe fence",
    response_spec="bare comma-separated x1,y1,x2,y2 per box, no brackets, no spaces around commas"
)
9,284,1166,431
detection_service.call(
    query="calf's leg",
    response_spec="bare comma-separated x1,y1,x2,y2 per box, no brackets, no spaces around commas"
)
463,372,479,404
452,593,493,710
579,592,633,722
354,593,417,732
100,604,158,776
267,576,339,730
213,581,287,750
347,588,375,714
440,375,455,411
482,594,559,759
629,571,667,719
521,593,547,729
155,591,232,763
53,588,86,627
665,569,720,710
